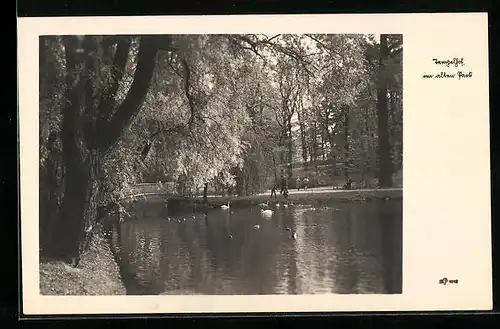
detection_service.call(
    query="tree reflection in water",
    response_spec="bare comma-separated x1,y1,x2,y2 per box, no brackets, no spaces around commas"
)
111,200,402,295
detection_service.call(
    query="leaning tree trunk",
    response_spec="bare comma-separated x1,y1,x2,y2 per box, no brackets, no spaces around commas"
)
377,34,393,187
46,35,165,265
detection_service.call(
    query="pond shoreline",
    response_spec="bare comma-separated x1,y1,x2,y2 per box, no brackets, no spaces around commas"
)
200,188,402,208
39,188,402,295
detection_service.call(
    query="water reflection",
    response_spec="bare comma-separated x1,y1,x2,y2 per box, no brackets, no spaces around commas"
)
113,200,402,295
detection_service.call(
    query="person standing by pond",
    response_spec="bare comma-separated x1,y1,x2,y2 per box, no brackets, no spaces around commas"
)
270,185,277,199
280,175,288,196
343,177,353,190
302,177,310,190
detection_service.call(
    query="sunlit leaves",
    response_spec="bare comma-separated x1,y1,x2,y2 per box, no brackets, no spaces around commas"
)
40,32,403,200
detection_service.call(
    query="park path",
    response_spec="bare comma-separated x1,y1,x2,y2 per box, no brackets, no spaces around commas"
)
258,186,402,196
203,186,402,205
125,183,402,204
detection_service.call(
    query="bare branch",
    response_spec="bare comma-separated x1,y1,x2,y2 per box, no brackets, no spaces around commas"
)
265,34,281,43
181,58,197,127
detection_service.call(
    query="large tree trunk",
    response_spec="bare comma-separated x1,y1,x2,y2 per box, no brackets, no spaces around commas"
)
272,154,278,185
39,132,64,257
324,111,337,178
343,107,350,179
361,106,370,186
56,149,101,264
203,183,208,204
377,34,393,187
43,35,166,265
389,89,398,171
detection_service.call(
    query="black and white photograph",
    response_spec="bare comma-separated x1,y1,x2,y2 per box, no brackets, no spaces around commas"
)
19,13,491,314
38,32,403,296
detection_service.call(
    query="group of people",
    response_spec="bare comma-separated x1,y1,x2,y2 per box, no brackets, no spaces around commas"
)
270,175,311,199
270,175,289,199
270,175,355,198
295,176,310,191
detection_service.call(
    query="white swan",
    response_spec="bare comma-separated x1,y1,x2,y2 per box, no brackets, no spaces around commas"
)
261,209,273,217
258,201,269,208
221,201,230,210
253,224,260,229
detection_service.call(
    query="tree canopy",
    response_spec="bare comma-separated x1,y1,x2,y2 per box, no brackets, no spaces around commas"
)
39,33,403,263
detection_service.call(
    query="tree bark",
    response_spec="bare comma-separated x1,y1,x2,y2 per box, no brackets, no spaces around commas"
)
203,183,208,204
272,155,278,185
389,89,398,171
39,132,64,257
377,34,393,187
311,122,318,172
343,107,350,179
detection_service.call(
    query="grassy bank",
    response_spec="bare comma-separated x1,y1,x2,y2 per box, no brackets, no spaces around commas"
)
39,224,126,295
201,188,403,208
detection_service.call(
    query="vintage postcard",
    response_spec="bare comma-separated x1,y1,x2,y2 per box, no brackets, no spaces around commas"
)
17,13,491,315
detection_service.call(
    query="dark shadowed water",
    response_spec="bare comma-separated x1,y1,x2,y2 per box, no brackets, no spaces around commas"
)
111,200,402,295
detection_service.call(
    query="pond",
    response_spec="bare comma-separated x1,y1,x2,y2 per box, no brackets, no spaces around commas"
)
110,199,402,295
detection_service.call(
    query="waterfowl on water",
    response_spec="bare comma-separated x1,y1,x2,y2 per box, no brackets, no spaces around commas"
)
228,234,233,239
253,224,260,229
261,209,273,217
221,201,230,210
258,201,269,208
292,232,298,239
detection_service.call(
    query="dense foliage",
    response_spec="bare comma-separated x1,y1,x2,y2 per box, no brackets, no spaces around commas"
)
39,34,402,262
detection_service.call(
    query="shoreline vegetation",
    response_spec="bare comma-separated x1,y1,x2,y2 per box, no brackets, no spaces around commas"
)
40,187,402,296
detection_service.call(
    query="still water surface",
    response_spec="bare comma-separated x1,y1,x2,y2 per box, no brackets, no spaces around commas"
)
111,200,402,295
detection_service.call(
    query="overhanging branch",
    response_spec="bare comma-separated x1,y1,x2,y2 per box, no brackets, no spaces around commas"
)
98,36,165,155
